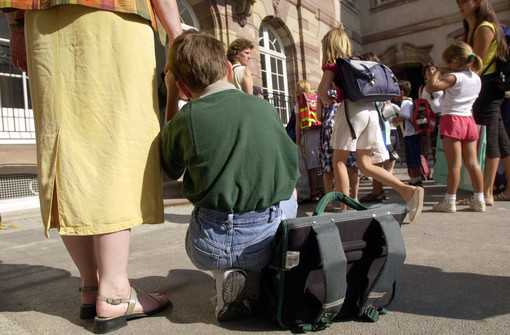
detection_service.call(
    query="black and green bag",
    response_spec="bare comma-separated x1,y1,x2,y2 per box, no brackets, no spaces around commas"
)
262,192,408,331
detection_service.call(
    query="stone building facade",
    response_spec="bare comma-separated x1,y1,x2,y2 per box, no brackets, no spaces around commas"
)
0,0,509,205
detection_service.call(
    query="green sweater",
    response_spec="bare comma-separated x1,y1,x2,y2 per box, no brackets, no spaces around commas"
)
161,83,299,213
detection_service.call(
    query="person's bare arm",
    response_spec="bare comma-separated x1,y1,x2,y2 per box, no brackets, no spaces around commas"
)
242,67,253,94
472,25,494,61
426,68,456,93
151,0,182,123
151,0,183,46
317,70,336,107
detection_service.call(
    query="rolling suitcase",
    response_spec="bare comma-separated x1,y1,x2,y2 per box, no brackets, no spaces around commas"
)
262,192,407,331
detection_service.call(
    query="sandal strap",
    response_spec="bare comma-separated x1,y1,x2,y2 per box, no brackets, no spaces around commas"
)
97,287,137,315
79,286,99,292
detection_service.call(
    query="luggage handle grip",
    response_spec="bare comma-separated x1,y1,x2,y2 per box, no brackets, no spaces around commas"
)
313,191,367,215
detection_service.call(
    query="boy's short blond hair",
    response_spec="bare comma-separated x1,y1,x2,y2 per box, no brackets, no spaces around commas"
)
167,31,228,93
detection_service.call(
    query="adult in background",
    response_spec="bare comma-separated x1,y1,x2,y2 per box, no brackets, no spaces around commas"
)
456,0,510,205
419,63,444,160
227,38,254,94
3,2,182,333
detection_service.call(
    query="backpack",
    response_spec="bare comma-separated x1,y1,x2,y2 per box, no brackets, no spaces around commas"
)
297,92,321,129
412,98,436,135
481,24,510,92
334,56,400,102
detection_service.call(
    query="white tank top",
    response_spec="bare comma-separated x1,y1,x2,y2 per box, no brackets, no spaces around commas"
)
231,64,246,91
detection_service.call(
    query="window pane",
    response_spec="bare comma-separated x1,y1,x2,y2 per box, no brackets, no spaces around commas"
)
0,76,24,108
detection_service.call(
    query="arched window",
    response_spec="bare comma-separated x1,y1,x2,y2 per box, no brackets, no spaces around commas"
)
259,24,291,124
177,0,200,31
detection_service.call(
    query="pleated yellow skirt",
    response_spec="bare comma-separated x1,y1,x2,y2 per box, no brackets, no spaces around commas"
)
25,6,164,236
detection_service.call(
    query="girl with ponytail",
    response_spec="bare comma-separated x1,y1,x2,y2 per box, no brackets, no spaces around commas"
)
426,41,486,213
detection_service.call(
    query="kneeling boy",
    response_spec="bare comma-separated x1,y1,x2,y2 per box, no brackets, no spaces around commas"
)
161,31,299,321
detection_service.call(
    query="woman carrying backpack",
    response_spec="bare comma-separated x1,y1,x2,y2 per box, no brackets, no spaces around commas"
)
456,0,510,205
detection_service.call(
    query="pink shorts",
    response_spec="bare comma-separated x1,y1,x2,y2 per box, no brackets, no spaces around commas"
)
439,114,479,142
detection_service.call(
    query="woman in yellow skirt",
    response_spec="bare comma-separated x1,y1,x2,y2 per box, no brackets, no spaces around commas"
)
3,1,182,333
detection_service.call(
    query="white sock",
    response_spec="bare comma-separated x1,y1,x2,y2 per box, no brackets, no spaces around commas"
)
444,193,456,203
474,192,484,202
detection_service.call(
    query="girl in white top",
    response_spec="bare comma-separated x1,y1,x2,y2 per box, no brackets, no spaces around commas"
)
426,41,485,213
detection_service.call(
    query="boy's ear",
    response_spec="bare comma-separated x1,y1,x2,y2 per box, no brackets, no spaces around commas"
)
176,81,193,99
226,61,233,82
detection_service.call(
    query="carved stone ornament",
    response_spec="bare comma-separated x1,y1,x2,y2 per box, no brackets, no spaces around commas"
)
272,0,280,14
234,0,256,27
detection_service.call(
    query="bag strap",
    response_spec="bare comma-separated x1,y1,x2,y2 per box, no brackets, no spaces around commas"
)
305,223,347,331
481,57,496,77
314,191,367,215
358,214,406,322
375,102,387,130
343,101,358,140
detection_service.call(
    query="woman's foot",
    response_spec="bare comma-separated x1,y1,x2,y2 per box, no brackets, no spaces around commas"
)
80,286,98,319
96,287,168,319
94,287,170,334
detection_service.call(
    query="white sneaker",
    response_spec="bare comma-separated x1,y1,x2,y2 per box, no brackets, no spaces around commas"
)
469,199,486,212
215,269,251,321
432,200,456,213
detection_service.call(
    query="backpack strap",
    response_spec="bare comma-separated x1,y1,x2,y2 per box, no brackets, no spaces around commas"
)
304,222,347,331
358,213,407,322
344,101,357,139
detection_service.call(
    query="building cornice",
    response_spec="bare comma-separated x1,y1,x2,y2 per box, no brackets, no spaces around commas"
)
362,1,510,44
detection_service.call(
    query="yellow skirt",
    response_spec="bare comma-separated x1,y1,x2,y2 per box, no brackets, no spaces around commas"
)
25,6,164,236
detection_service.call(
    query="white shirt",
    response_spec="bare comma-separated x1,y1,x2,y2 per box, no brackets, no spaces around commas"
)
421,86,444,115
398,98,418,137
441,71,481,117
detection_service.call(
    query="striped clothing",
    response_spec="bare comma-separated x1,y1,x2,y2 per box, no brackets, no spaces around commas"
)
0,0,157,30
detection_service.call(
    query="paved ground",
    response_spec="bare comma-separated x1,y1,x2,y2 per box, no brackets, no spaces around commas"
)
1,168,510,335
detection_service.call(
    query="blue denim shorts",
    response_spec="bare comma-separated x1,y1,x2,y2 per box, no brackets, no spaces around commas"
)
185,195,298,272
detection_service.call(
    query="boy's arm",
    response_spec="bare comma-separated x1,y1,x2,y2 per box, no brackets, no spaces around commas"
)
165,72,180,122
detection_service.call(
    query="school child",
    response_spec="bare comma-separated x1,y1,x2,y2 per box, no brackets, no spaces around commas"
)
316,31,359,209
161,31,299,321
393,81,424,186
294,80,320,201
317,26,424,222
425,41,485,212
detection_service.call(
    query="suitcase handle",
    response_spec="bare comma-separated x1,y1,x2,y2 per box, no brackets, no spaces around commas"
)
313,191,367,215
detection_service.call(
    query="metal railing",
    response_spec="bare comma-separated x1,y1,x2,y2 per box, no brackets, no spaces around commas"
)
265,92,294,125
0,38,35,142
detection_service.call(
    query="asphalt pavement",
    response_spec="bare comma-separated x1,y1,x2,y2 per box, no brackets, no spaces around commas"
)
1,167,509,335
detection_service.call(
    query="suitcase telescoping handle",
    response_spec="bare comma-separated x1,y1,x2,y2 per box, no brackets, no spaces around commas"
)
313,191,367,216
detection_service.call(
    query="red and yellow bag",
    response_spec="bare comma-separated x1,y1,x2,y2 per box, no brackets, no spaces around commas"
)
298,92,321,130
